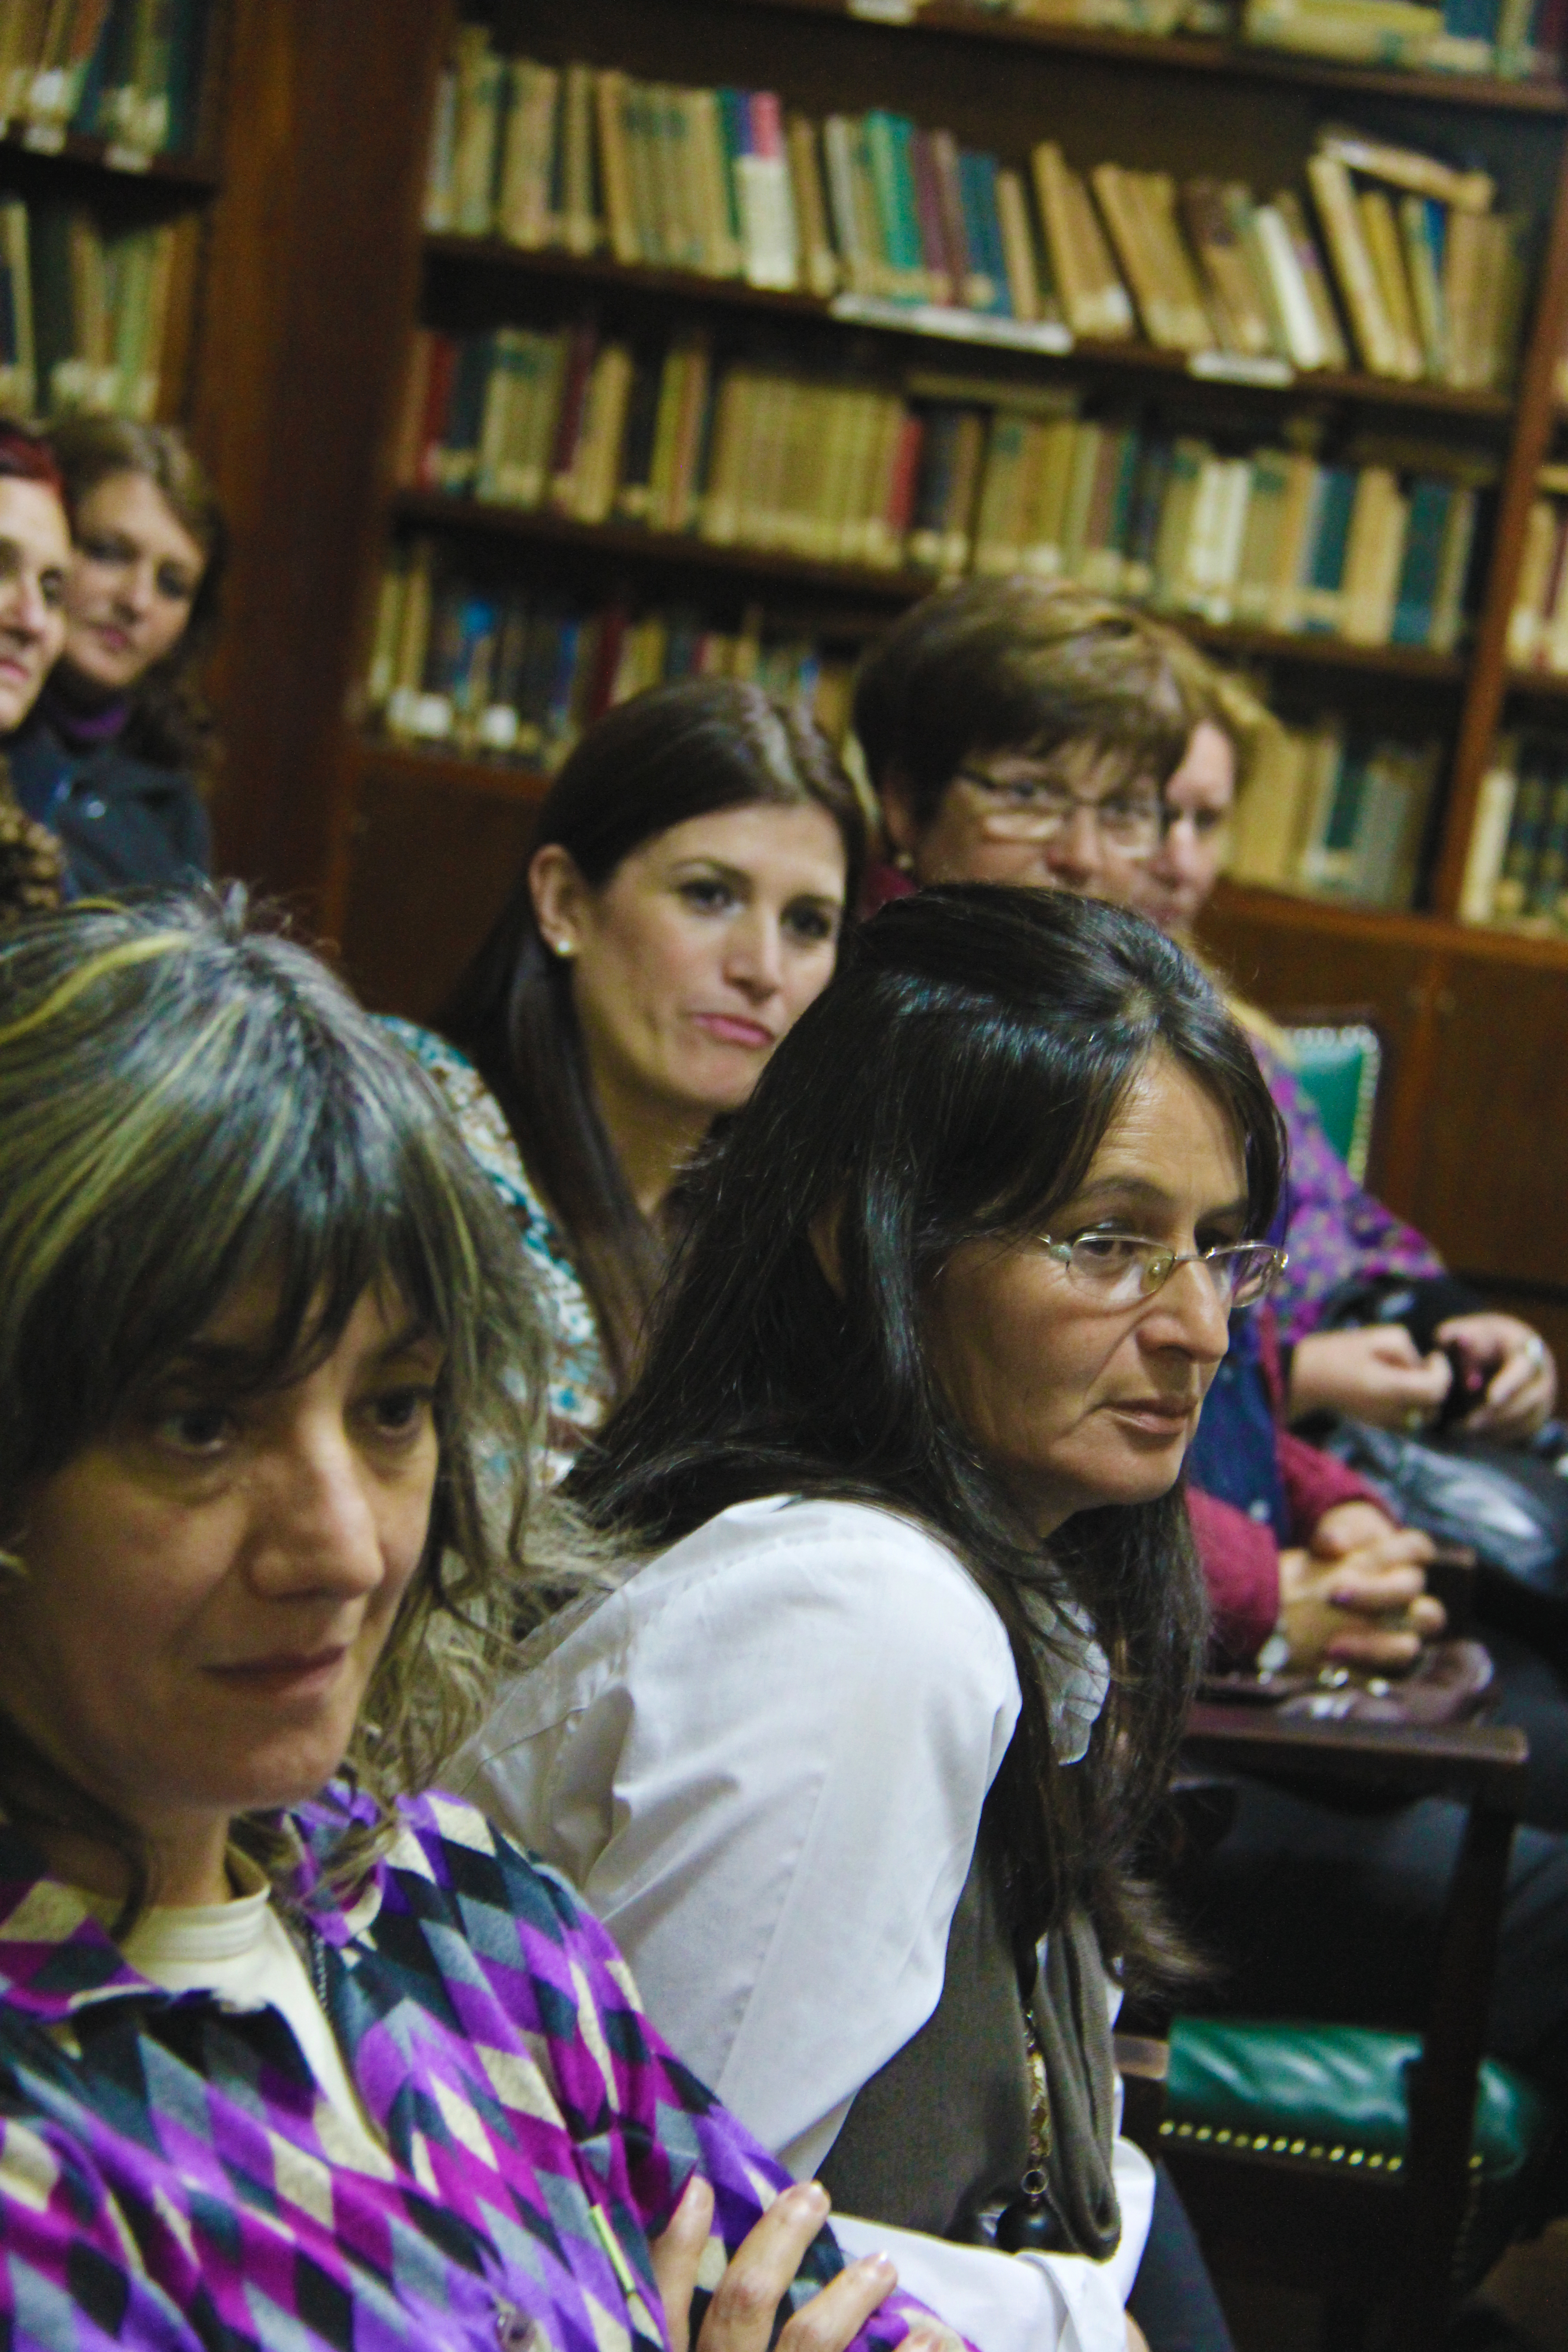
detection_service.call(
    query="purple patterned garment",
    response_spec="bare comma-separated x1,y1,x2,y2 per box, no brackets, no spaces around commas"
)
0,1788,955,2352
1254,1036,1445,1347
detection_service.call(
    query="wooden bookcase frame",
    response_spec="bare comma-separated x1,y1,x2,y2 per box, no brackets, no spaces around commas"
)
305,0,1568,1315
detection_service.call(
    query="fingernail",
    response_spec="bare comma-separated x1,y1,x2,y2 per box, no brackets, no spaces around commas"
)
855,2254,897,2278
785,2182,829,2216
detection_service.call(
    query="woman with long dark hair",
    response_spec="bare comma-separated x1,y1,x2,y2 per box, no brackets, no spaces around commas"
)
9,412,225,895
466,887,1287,2352
397,678,864,1457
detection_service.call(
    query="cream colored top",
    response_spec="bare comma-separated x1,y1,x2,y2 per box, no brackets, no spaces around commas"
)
119,1852,392,2179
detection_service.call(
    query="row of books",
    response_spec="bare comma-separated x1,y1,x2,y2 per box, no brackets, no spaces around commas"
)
0,195,187,417
1228,712,1441,906
869,0,1558,78
1506,466,1568,671
397,327,1488,652
0,0,213,159
1459,731,1568,927
1236,0,1558,73
363,544,854,768
424,38,1527,394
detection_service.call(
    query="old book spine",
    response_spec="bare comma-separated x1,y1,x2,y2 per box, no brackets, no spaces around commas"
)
1307,153,1399,376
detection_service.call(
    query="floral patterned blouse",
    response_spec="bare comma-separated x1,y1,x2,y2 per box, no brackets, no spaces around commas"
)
385,1020,610,1461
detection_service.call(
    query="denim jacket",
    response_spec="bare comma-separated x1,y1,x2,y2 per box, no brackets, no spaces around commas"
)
0,1787,936,2352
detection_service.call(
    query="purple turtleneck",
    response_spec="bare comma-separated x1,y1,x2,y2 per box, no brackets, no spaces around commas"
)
38,674,133,750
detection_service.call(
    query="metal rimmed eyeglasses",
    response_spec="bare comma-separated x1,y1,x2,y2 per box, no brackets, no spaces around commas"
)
1039,1231,1287,1312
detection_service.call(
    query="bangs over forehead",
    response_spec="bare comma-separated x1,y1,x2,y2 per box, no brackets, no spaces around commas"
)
852,578,1216,828
0,899,501,1495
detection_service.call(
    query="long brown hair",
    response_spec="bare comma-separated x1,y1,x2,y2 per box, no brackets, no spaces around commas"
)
47,413,226,779
443,680,866,1395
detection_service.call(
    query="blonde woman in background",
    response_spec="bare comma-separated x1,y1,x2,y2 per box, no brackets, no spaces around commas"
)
1134,681,1558,1445
11,414,225,895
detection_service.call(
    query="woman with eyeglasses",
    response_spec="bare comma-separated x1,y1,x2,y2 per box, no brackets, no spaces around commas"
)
465,887,1288,2352
850,585,1568,2201
858,578,1199,912
853,578,1447,1696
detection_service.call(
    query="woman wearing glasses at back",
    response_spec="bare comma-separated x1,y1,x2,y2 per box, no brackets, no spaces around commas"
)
463,887,1287,2352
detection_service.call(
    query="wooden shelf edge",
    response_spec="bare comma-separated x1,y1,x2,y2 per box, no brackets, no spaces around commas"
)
422,239,1514,424
0,125,220,191
350,762,1568,964
723,0,1568,109
353,735,551,801
1208,876,1568,966
1505,666,1568,700
386,489,1469,678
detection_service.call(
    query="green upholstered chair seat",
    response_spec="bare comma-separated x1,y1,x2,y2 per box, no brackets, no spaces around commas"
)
1279,1022,1382,1181
1165,2016,1550,2184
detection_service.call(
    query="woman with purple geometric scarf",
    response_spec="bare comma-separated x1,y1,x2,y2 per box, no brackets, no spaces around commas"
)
0,890,962,2352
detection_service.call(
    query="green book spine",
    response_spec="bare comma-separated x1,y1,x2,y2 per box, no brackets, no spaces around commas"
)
1527,774,1568,921
1494,766,1549,918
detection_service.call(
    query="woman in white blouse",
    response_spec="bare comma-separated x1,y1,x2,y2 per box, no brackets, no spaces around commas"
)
465,887,1287,2352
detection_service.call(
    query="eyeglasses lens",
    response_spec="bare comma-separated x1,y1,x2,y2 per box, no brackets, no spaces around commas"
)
965,775,1161,857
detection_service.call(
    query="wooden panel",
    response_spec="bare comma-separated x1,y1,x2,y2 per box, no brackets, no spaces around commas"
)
196,0,452,907
338,756,547,1019
1407,955,1568,1288
1196,896,1436,1210
1435,145,1568,914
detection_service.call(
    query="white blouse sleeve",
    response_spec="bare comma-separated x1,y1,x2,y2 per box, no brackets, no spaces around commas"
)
461,1497,1146,2352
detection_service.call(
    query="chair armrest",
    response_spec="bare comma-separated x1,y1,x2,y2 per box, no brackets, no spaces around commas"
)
1113,2033,1169,2158
1183,1703,1527,1812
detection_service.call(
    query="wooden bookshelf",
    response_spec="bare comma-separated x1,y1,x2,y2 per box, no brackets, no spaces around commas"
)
423,235,1519,423
727,0,1568,111
356,736,552,803
0,128,222,193
390,486,1471,683
0,7,233,436
268,0,1568,1310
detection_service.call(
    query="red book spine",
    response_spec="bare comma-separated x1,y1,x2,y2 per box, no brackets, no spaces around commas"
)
416,335,459,491
910,129,956,304
549,319,600,494
586,602,630,718
885,411,926,547
1534,0,1567,74
748,90,784,158
929,130,974,312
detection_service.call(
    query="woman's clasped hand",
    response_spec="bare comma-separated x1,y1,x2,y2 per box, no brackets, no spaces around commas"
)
1274,1500,1444,1674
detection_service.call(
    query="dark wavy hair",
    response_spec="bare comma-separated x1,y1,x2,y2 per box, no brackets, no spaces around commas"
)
569,886,1285,1984
443,678,867,1393
47,413,226,779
